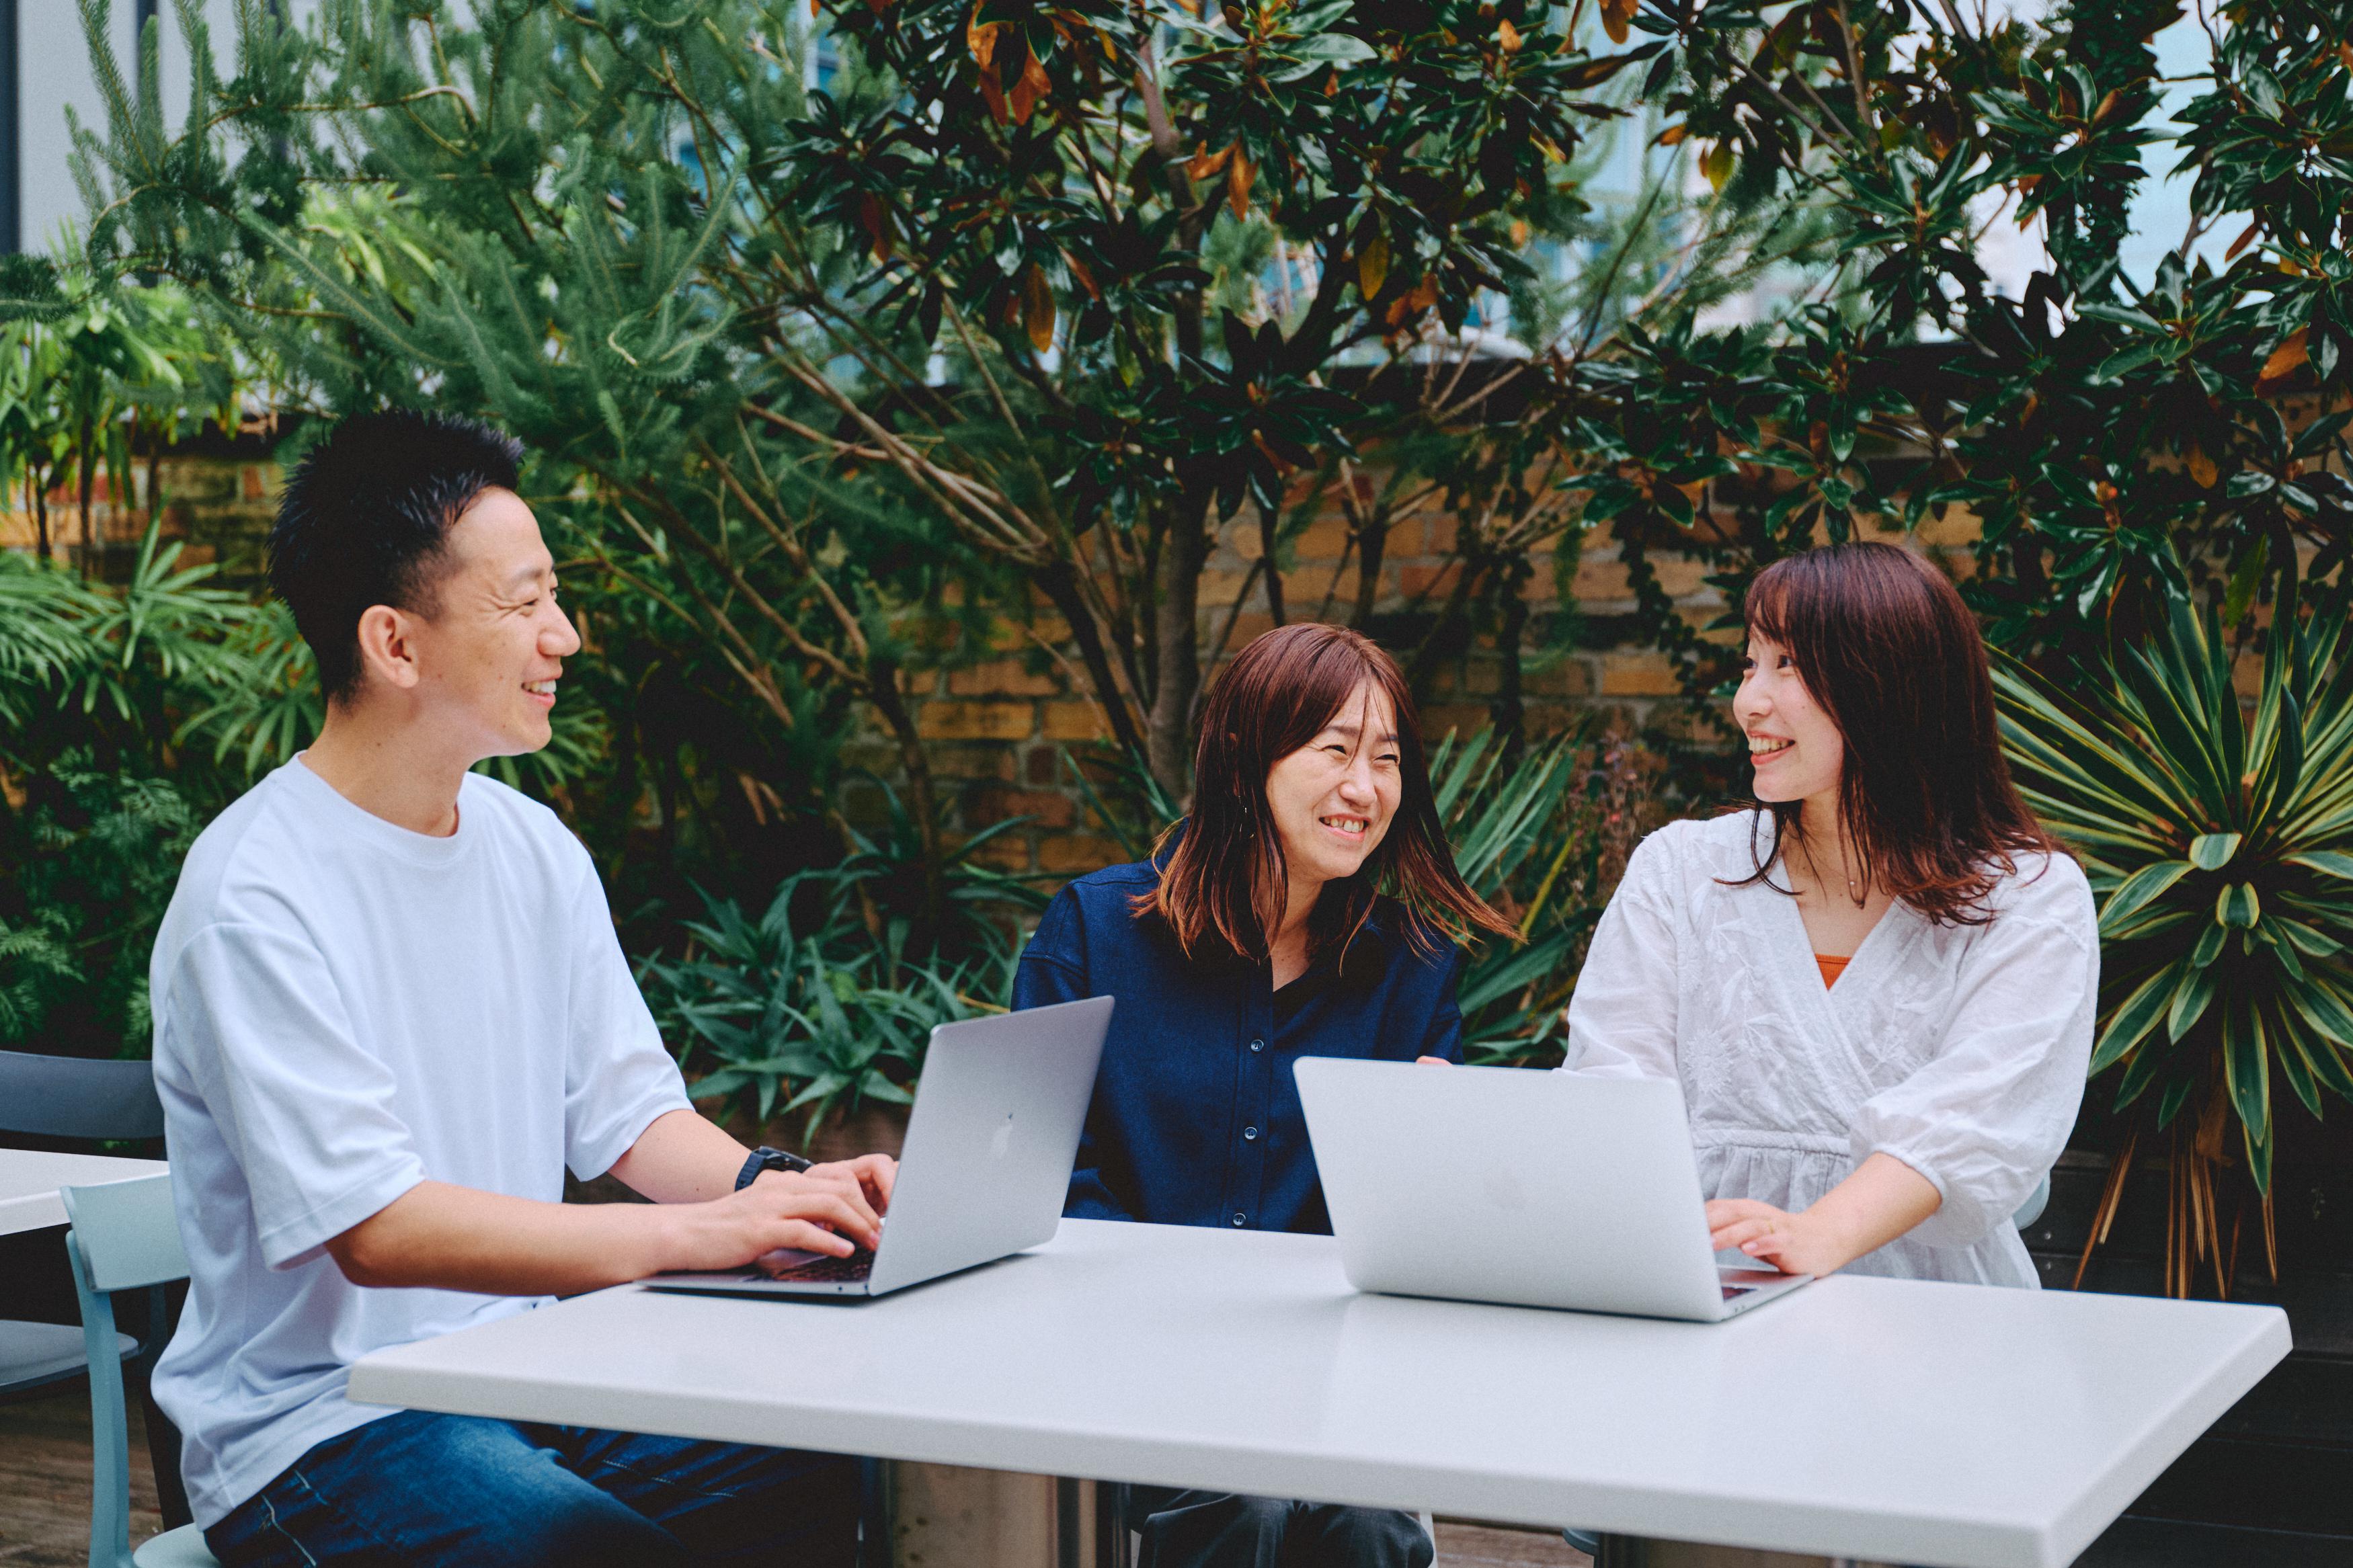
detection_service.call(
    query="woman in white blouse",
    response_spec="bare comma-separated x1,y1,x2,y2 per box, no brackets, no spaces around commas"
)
1565,542,2098,1286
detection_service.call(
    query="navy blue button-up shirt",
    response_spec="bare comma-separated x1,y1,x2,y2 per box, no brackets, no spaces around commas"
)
1011,854,1468,1234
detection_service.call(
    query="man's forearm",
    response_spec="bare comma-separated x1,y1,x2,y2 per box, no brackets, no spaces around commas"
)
607,1107,754,1203
327,1180,683,1296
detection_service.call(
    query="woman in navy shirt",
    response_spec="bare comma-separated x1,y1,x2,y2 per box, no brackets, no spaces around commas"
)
1014,622,1512,1568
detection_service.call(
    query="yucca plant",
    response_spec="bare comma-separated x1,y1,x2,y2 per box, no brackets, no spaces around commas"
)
1993,581,2353,1298
1429,727,1651,1065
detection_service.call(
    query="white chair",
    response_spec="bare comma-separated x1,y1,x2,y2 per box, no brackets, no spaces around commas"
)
63,1173,219,1568
0,1054,167,1404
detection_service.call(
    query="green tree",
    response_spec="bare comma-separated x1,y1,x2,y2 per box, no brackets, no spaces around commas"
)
1556,0,2352,710
73,0,1663,821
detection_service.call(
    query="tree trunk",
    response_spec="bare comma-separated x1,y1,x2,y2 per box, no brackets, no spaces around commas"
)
865,650,948,949
1258,499,1286,626
1146,491,1211,804
1349,499,1388,630
1405,549,1488,701
1488,554,1531,759
77,419,97,579
1033,559,1149,759
144,427,163,540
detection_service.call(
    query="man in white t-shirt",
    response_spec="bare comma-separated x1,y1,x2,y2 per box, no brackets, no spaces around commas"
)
150,412,895,1566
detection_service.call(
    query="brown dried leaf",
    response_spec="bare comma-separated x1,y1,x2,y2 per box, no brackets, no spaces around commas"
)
2186,444,2218,490
854,192,891,261
1601,0,1636,46
1008,47,1051,124
1187,141,1234,181
1497,18,1521,52
2258,327,2309,391
1227,151,1257,219
967,15,1003,69
1022,265,1056,354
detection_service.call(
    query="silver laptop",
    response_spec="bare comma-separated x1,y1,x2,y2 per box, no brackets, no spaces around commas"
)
1294,1059,1810,1322
651,995,1111,1300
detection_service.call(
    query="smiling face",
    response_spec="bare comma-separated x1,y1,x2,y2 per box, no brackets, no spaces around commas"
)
1263,679,1403,892
1734,630,1844,807
397,488,580,760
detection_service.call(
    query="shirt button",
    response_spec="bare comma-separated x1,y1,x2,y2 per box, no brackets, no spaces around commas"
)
1243,1126,1260,1141
1248,1038,1265,1053
1232,1212,1247,1227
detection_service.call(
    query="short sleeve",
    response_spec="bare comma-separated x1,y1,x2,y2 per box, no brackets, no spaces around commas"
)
563,860,692,1180
1013,885,1090,1009
163,923,424,1270
1852,858,2100,1247
1560,826,1685,1080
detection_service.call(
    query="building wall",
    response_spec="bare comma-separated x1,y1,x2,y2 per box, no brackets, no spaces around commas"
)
11,0,262,254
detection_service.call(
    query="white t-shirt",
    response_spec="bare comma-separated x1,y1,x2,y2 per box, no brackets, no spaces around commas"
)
148,758,692,1527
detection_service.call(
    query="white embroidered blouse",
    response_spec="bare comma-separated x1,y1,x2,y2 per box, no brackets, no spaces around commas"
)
1562,810,2100,1287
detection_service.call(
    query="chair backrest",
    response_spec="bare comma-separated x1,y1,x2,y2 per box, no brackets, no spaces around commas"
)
63,1175,188,1293
65,1173,190,1568
2014,1171,2053,1234
0,1053,165,1141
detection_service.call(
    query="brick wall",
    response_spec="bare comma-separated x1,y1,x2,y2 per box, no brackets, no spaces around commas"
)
893,493,1989,877
0,442,282,582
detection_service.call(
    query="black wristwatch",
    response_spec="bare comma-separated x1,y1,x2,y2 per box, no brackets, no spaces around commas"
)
735,1145,814,1191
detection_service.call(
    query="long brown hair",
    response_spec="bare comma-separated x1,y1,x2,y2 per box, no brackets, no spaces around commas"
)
1735,542,2059,925
1142,624,1517,964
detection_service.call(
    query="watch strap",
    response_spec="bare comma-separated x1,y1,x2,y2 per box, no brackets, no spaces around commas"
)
735,1145,814,1192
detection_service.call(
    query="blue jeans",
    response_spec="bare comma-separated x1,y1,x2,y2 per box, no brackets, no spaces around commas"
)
204,1408,859,1567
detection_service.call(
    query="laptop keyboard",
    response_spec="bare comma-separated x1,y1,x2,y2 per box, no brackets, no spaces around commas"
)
763,1249,876,1284
1718,1266,1789,1301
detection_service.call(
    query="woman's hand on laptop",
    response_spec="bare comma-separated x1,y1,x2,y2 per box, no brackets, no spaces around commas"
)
1706,1153,1943,1277
1706,1199,1836,1276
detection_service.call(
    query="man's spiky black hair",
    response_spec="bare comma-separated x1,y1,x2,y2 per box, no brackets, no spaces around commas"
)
270,411,525,704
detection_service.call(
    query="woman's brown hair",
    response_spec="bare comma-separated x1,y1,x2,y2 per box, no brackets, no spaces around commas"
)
1142,623,1517,964
1735,541,2061,925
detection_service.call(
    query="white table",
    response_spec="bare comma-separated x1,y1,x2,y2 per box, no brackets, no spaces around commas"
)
349,1219,2288,1568
0,1150,166,1235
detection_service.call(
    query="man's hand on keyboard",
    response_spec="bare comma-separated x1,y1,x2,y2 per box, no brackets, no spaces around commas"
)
663,1169,885,1273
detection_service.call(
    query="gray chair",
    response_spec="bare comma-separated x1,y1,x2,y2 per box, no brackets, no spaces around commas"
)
64,1173,218,1568
1,1053,167,1401
1099,1483,1435,1567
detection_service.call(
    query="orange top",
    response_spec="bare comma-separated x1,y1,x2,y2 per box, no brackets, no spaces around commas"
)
1814,953,1851,989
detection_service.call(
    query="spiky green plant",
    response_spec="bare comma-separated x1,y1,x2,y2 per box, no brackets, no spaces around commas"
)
1994,583,2353,1272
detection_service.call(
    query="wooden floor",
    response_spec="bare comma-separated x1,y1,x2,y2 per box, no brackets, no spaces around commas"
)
0,1383,166,1568
0,1381,1583,1566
